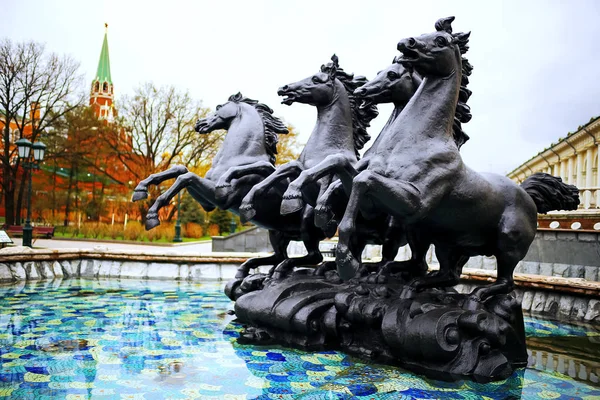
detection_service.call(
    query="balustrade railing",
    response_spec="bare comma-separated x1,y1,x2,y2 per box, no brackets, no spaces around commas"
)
578,187,600,209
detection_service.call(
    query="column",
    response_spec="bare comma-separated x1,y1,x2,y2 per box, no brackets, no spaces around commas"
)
576,153,583,187
585,148,593,208
560,160,567,182
576,153,583,210
553,162,559,177
597,145,600,207
546,166,552,175
567,157,574,185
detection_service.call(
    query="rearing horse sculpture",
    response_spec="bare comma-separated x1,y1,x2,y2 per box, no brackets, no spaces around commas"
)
132,93,325,279
236,55,378,233
278,59,425,280
335,17,579,306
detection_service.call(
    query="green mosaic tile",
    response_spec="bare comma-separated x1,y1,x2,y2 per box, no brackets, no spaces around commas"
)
0,279,598,399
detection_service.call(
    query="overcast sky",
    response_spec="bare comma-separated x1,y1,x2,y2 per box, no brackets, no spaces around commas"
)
3,0,600,174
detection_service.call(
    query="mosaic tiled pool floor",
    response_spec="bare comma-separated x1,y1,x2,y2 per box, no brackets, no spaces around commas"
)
0,279,599,399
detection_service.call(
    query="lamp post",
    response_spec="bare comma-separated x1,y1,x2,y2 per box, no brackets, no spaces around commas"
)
16,138,46,248
173,191,182,242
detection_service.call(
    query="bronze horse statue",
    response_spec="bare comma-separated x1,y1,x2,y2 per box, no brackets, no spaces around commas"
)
278,59,427,280
132,93,327,279
237,55,377,222
334,17,579,306
271,60,425,280
231,56,379,279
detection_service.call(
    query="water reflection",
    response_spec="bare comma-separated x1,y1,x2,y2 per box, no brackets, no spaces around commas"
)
0,279,598,399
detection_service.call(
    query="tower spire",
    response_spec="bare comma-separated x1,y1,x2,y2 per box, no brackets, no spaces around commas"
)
90,23,114,120
96,23,112,84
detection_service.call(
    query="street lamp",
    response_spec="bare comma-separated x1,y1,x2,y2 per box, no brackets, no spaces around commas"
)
229,217,237,235
173,191,182,242
16,138,46,247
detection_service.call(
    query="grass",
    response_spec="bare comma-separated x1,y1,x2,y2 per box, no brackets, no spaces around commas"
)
53,230,211,243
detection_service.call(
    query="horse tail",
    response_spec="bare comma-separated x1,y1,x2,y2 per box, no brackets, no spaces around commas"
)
520,173,580,214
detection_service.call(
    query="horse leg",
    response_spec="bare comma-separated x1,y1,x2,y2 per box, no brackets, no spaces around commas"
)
132,165,188,201
215,161,275,199
239,161,303,222
378,227,430,282
336,169,429,281
235,230,289,279
314,179,346,230
463,210,534,309
364,218,408,283
463,255,518,310
271,206,324,280
400,246,468,299
146,172,216,230
281,155,358,214
220,173,267,211
187,187,216,212
336,177,370,281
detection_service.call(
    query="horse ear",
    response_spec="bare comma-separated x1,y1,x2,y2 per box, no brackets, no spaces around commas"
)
435,16,455,33
330,54,339,76
456,31,471,41
228,92,243,102
331,54,339,68
454,31,471,54
392,56,398,64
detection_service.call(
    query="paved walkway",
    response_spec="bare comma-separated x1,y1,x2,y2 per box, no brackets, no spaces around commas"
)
8,238,213,254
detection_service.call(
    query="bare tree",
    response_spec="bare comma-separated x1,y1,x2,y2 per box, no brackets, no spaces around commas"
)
45,106,104,224
106,82,223,221
0,38,83,225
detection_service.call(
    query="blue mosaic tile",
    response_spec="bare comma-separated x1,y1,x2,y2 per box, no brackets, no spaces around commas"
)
0,279,598,399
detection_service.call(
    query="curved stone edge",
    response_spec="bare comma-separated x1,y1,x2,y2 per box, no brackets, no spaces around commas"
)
0,247,598,322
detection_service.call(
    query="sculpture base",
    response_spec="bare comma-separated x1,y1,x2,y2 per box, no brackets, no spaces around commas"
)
226,269,527,382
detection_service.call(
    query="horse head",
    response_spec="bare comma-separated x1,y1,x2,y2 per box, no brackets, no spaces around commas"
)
397,16,470,78
195,92,245,134
353,58,421,105
277,54,348,107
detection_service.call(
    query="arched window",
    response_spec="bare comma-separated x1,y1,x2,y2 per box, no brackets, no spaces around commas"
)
103,82,108,91
94,82,100,91
110,85,113,94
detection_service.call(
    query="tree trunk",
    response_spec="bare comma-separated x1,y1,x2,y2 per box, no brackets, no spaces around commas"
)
64,166,74,226
3,186,14,226
16,169,27,225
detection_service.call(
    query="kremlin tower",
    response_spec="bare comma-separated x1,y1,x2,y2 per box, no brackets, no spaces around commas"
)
90,23,115,121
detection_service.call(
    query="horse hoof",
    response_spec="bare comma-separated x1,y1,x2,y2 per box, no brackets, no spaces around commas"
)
132,190,148,202
239,204,256,222
314,206,334,229
280,196,304,215
145,217,160,230
235,269,249,280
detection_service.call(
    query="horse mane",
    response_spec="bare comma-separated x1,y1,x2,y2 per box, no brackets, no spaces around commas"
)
435,17,472,149
321,55,379,159
227,92,289,165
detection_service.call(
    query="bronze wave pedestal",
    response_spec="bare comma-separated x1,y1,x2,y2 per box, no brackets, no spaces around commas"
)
226,269,527,382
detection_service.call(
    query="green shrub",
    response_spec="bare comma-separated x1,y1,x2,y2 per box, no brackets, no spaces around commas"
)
80,223,95,238
184,223,203,238
108,224,123,239
94,223,110,239
124,221,144,241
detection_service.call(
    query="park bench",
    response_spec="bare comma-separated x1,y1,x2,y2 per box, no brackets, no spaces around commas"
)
3,225,55,239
